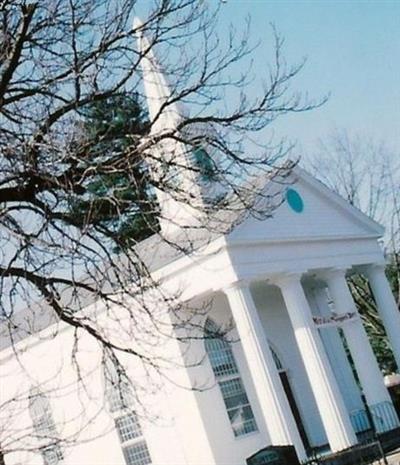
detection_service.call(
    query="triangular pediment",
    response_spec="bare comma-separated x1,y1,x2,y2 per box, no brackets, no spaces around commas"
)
228,167,384,244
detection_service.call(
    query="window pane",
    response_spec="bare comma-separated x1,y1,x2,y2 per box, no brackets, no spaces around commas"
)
104,357,134,412
29,391,58,436
228,404,255,422
33,415,58,436
204,319,258,437
219,378,257,436
219,378,244,398
123,441,152,465
192,147,216,182
106,382,134,413
204,322,239,379
232,416,258,437
115,413,142,442
207,344,238,378
29,390,63,462
223,392,249,410
41,445,63,465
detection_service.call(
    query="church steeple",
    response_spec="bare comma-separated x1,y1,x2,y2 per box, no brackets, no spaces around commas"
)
133,18,182,134
134,18,205,236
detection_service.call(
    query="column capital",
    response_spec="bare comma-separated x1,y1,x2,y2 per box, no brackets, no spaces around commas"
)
222,278,251,295
318,267,348,283
272,271,306,288
360,263,386,279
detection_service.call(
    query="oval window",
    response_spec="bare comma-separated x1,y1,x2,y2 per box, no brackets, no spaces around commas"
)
286,188,304,213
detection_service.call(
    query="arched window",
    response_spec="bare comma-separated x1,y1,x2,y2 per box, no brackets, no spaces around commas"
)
204,318,258,437
192,146,217,183
28,388,63,465
103,358,152,465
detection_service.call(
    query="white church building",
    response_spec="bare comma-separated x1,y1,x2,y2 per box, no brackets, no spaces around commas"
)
1,25,400,465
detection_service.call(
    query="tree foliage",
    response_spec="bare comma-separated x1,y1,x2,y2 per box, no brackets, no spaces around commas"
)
0,0,318,345
68,93,159,249
309,129,400,373
0,0,320,456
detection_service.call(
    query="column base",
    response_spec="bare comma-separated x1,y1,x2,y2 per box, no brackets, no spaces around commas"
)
349,408,370,434
369,401,400,433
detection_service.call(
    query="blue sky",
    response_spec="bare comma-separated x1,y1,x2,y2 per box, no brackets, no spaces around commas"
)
216,1,399,155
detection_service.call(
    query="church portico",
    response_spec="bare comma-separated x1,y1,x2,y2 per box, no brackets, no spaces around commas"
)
221,273,357,456
217,261,400,462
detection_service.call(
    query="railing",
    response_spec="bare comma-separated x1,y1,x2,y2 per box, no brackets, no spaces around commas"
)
299,401,400,465
370,401,400,433
301,411,400,465
378,426,400,454
350,408,371,434
301,441,383,465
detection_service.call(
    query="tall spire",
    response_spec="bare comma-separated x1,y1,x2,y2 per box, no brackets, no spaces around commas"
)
133,17,181,134
134,18,204,235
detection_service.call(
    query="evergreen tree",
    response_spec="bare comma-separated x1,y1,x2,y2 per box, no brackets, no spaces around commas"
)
68,93,159,250
349,255,399,374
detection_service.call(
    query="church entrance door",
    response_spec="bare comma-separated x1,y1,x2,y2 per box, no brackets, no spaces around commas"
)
270,345,311,452
279,371,311,452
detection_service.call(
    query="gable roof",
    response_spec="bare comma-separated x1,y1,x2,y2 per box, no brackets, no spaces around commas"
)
227,165,384,244
294,166,384,235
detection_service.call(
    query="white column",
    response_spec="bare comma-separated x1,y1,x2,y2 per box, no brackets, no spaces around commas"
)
322,268,399,433
277,274,358,452
224,282,307,462
312,286,365,412
364,264,400,370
